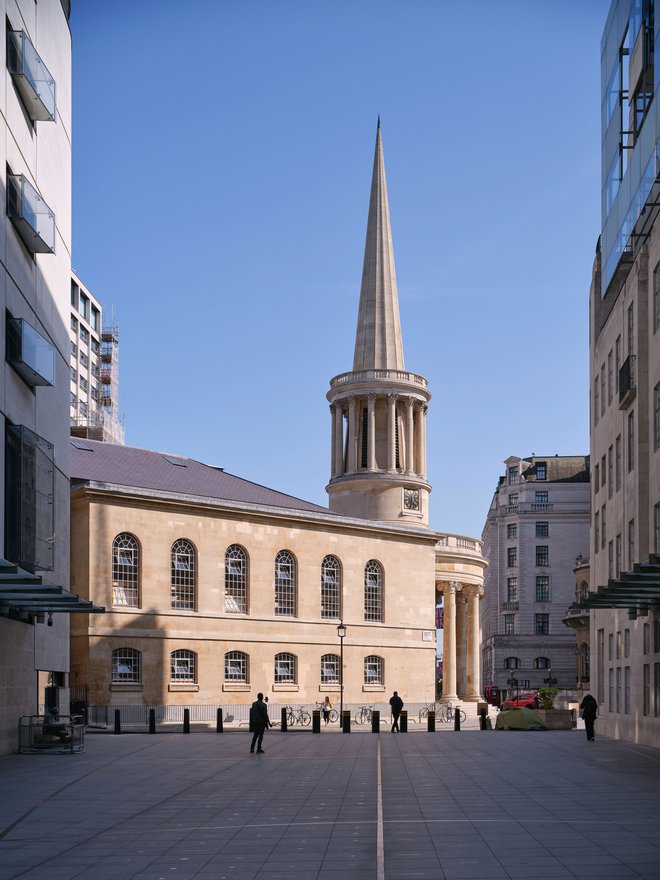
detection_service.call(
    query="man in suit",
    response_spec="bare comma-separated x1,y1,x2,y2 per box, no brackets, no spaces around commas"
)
250,692,271,753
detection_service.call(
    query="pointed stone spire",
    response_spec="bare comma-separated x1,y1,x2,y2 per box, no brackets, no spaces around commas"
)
353,119,405,372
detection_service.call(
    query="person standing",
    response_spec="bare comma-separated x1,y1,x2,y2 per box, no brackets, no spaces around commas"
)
250,692,270,753
322,696,332,725
580,693,598,741
389,691,404,732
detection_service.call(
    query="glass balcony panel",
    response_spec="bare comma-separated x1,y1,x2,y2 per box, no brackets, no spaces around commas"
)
6,30,56,121
6,318,55,386
7,174,55,254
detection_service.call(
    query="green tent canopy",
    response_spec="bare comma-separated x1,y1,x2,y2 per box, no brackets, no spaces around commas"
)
495,707,546,731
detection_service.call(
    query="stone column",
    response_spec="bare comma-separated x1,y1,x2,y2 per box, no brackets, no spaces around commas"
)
332,402,344,478
441,581,460,701
464,584,483,701
367,394,376,471
420,405,428,480
456,593,467,699
405,397,414,474
347,397,357,473
387,394,397,471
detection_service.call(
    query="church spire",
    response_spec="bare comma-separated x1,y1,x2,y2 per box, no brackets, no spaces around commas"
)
353,120,405,372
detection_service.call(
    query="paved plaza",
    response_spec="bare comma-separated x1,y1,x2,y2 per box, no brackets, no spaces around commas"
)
1,726,660,880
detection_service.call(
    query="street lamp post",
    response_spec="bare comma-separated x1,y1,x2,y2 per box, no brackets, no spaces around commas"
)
544,668,558,689
506,676,518,702
337,622,347,722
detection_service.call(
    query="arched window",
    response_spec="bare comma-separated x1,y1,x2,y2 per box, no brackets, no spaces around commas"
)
321,555,341,619
225,651,249,683
112,533,140,607
364,655,384,685
225,545,248,613
533,657,550,670
274,652,297,683
171,539,196,610
112,648,141,683
170,649,196,682
504,657,521,670
580,643,590,681
274,551,297,616
364,560,383,622
321,653,340,684
580,581,589,601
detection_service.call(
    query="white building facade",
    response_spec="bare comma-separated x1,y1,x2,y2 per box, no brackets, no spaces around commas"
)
481,455,590,695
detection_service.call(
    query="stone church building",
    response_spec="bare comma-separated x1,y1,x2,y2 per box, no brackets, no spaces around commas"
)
69,123,486,711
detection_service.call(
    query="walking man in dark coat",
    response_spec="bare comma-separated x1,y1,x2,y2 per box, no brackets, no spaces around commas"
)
579,693,598,741
389,691,404,732
250,692,270,753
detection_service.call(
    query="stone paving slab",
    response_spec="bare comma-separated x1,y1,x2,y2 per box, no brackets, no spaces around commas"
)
0,728,659,879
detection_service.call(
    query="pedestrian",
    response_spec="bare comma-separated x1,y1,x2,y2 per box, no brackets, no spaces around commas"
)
389,690,404,732
579,693,598,741
534,691,541,710
250,692,271,753
322,695,332,725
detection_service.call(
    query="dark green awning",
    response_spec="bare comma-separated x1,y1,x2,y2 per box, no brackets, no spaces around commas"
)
571,555,660,613
0,558,104,620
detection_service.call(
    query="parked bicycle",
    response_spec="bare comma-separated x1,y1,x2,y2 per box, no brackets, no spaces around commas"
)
354,704,374,725
418,703,436,723
316,702,339,722
285,705,311,726
439,704,466,723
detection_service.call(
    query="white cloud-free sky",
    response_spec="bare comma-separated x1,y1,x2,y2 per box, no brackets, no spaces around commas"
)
70,0,608,538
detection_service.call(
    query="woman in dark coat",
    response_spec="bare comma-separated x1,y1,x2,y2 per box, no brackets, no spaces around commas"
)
579,693,598,741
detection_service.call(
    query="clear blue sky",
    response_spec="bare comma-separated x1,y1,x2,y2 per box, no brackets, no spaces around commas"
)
70,0,608,538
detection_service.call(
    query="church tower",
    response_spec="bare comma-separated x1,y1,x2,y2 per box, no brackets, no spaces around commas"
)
327,121,431,526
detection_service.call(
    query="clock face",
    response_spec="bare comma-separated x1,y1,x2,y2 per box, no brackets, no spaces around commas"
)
403,489,420,511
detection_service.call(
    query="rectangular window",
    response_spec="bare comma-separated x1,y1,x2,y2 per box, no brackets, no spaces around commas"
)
509,493,518,508
503,614,515,635
655,504,660,554
535,576,550,603
615,533,622,577
508,465,518,485
535,462,547,480
535,546,549,566
627,303,634,355
628,518,635,567
79,377,87,393
80,351,89,368
654,619,660,653
655,383,660,451
594,463,600,493
615,336,621,392
601,505,606,550
607,350,613,405
507,523,517,539
644,664,651,715
80,326,89,344
655,664,660,717
597,629,605,704
655,264,660,333
600,365,606,417
507,577,518,602
595,511,600,552
535,613,549,635
625,667,631,714
71,314,78,332
609,633,614,661
608,667,614,712
616,435,622,490
601,456,606,488
616,667,622,713
535,521,549,537
643,622,650,654
594,377,599,426
507,547,517,567
608,446,613,499
616,631,622,659
608,540,614,578
535,491,548,504
624,628,630,658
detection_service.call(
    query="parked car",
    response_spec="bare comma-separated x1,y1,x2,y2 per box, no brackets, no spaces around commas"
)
501,693,538,710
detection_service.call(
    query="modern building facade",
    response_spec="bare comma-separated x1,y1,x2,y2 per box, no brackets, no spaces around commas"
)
0,0,74,754
583,0,660,746
69,124,487,713
481,455,590,695
70,271,124,445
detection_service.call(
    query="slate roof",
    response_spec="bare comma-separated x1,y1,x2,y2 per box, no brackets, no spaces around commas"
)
69,439,330,514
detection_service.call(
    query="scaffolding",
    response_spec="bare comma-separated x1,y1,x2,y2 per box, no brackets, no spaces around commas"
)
71,319,125,445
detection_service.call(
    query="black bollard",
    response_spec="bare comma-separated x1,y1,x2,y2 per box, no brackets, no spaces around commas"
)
216,708,223,733
400,710,408,732
312,710,321,733
480,707,487,730
149,708,156,734
114,708,121,735
281,707,288,732
342,710,351,733
454,707,461,731
427,711,435,732
183,708,190,734
371,709,380,733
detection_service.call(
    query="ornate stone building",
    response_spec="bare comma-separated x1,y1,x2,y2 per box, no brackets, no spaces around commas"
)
70,123,486,711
